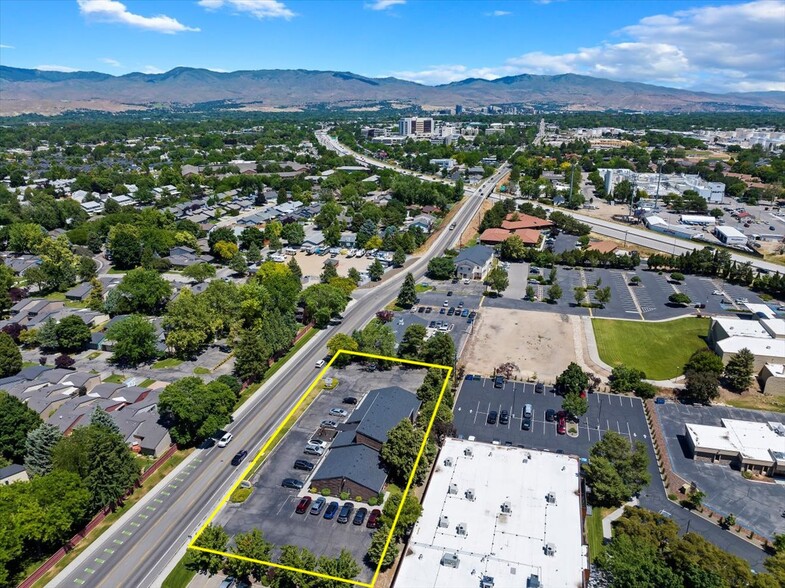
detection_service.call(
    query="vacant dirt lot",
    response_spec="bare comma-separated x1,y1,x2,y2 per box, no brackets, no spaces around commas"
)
289,251,374,280
461,307,579,383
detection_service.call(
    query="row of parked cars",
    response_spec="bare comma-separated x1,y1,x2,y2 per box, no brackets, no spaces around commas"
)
486,406,568,434
294,496,382,527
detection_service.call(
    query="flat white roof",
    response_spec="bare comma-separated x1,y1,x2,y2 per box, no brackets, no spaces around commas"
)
395,439,585,588
714,317,771,338
714,225,746,238
762,318,785,338
745,303,777,319
686,419,785,463
716,335,785,358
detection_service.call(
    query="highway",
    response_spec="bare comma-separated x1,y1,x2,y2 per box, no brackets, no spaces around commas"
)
50,154,508,588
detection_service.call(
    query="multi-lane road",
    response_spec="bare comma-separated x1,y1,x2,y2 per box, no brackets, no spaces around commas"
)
50,149,508,588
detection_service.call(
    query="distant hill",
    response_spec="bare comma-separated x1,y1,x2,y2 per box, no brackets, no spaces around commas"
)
1,65,783,115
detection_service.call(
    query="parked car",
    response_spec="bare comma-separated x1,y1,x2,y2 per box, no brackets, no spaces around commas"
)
295,496,312,514
417,306,425,313
499,410,509,425
545,408,556,422
219,578,236,588
329,408,348,417
447,290,453,296
217,433,233,447
315,359,326,369
282,478,304,489
440,308,446,315
353,507,368,525
230,450,248,466
447,307,455,316
425,307,432,313
310,496,326,515
557,414,567,435
429,320,436,328
487,411,498,425
535,382,545,394
337,502,354,524
308,439,328,448
522,417,532,431
304,446,324,456
324,501,340,520
320,420,339,429
343,397,358,405
367,508,382,528
461,309,470,317
494,376,504,389
294,459,315,471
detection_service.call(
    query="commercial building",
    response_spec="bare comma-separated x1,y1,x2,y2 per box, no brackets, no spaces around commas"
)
679,215,716,226
311,386,420,501
759,363,785,396
685,419,785,477
395,439,586,588
399,117,434,137
708,305,785,370
601,168,725,204
713,225,748,246
453,245,494,280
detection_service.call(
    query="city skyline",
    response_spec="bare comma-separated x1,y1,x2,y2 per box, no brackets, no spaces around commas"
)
0,0,783,93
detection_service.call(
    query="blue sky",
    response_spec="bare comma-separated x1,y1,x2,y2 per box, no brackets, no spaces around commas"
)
0,0,783,92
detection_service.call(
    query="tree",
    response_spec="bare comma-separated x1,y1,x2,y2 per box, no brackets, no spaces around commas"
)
326,333,359,366
91,407,120,434
684,349,724,377
113,268,173,315
158,377,236,445
547,283,563,303
0,264,15,318
54,353,75,369
366,525,398,568
368,259,385,281
246,242,262,264
610,365,646,393
724,348,754,392
84,425,140,509
347,267,362,284
380,419,428,485
287,256,302,279
320,262,338,283
55,315,91,352
23,265,48,293
36,317,59,351
525,285,536,301
182,262,216,282
164,288,219,359
208,226,237,252
562,392,588,419
225,528,272,583
185,524,228,576
685,370,719,404
9,222,46,253
427,256,455,280
229,253,248,276
0,332,22,378
78,256,98,281
213,240,239,261
300,284,348,326
392,248,406,267
86,277,104,311
584,431,650,507
233,326,273,381
595,286,611,308
485,267,509,295
107,224,143,269
315,549,361,585
272,546,319,588
36,236,78,292
24,423,63,477
500,235,527,261
670,272,685,283
668,292,692,306
556,362,589,395
574,286,587,306
398,324,427,360
421,332,455,367
397,273,417,308
353,320,396,359
105,315,159,366
0,391,42,462
281,222,305,246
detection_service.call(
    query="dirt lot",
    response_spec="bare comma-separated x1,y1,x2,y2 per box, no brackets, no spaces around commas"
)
458,199,493,245
289,251,374,280
461,307,579,383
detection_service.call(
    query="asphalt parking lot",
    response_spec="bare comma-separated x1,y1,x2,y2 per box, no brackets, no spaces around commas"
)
218,365,429,580
453,377,654,462
656,401,785,540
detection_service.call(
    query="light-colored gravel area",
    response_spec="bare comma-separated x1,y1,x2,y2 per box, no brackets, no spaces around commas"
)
289,251,374,280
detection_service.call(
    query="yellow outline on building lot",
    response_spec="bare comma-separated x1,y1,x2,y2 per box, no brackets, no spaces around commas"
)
188,349,453,588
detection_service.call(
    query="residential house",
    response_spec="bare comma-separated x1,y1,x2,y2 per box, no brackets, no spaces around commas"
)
0,465,29,485
454,245,494,280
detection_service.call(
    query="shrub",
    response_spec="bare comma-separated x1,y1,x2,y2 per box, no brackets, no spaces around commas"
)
310,486,318,493
321,488,331,496
340,491,350,500
355,495,363,502
54,354,75,369
668,493,678,501
742,470,753,480
368,496,378,506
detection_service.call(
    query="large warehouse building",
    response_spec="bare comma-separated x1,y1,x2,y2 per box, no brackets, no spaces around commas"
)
394,439,587,588
708,304,785,370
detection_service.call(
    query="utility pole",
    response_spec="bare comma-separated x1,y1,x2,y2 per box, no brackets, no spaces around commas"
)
654,161,662,211
569,158,576,206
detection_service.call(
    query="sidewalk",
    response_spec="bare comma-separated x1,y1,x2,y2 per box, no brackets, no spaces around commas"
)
601,497,639,540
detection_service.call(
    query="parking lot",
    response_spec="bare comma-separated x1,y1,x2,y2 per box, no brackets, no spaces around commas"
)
217,364,430,581
453,377,655,465
655,401,785,540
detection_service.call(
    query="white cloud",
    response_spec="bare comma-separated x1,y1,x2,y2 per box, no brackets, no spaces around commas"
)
365,0,405,11
0,44,14,49
142,65,165,74
198,0,295,20
77,0,199,34
100,57,122,67
485,10,511,17
392,0,785,92
36,64,78,72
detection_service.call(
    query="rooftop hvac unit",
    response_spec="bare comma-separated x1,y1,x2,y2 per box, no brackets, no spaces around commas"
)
501,501,512,514
544,543,557,556
465,488,475,501
464,447,473,457
481,576,495,588
439,515,450,528
448,483,458,495
546,492,557,504
440,553,460,568
444,457,453,467
457,522,467,536
526,575,541,588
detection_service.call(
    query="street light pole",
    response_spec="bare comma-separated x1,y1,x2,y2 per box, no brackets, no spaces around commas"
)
654,161,662,211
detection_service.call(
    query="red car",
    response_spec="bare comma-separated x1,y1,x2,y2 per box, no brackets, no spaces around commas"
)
295,496,312,514
556,411,567,435
367,508,382,529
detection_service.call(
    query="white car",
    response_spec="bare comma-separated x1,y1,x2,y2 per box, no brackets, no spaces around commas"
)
713,290,723,295
329,408,348,417
308,439,328,448
217,433,233,447
315,359,326,369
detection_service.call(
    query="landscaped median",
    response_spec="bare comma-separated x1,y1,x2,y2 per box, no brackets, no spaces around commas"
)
592,317,711,380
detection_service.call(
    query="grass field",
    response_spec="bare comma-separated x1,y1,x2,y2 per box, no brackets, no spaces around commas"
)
586,507,607,562
160,557,195,588
592,317,710,380
152,358,183,369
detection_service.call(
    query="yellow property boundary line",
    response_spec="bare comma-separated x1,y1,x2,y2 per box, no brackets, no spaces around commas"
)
188,349,453,588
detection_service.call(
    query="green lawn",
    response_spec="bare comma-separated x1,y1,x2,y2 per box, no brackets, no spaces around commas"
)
586,507,607,562
104,374,126,384
160,557,195,588
193,366,211,375
592,317,710,380
415,284,433,293
152,358,183,369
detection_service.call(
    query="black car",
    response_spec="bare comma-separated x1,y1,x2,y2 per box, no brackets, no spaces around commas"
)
522,417,532,431
447,307,455,316
494,376,504,389
230,450,248,466
499,410,509,425
353,507,368,525
545,408,556,422
294,459,315,471
343,396,358,405
282,478,304,489
337,502,354,524
487,410,498,425
447,290,453,296
417,306,425,313
535,382,545,394
429,321,436,328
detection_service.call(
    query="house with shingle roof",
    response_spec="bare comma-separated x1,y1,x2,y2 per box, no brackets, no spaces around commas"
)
454,245,494,280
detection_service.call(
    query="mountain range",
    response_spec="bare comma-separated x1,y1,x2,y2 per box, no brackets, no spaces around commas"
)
1,65,783,116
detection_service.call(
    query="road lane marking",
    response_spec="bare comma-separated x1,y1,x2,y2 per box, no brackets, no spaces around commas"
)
146,506,156,511
103,548,114,554
84,568,95,574
130,521,140,527
121,530,132,536
161,491,171,496
73,579,85,585
94,558,105,564
113,539,123,545
168,484,178,489
154,498,164,502
138,514,148,519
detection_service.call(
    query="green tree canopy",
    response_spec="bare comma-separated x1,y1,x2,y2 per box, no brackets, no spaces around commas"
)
427,256,455,280
556,362,588,395
584,431,650,507
24,423,62,477
398,324,427,360
112,268,173,315
723,348,754,392
105,315,159,366
0,332,23,378
185,524,228,576
54,315,91,353
397,273,417,308
0,391,43,462
159,377,236,446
